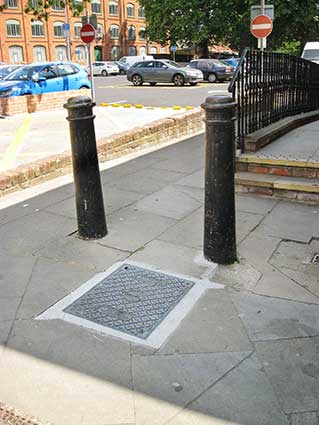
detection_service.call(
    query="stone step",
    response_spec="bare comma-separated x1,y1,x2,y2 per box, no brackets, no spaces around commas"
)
236,155,319,179
235,172,319,204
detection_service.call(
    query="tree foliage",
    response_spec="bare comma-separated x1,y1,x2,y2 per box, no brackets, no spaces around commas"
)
23,0,86,21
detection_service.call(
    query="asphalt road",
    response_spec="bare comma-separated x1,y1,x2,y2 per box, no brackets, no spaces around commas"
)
93,75,230,107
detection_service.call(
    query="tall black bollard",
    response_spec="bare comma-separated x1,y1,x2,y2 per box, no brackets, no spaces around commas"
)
64,96,107,239
201,95,237,265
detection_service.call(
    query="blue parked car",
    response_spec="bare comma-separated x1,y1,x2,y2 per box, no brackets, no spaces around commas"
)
0,61,90,98
222,58,240,68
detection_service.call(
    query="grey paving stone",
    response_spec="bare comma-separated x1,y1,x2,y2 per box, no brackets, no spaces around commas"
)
159,289,253,354
169,354,289,425
0,211,77,256
97,207,177,252
132,185,202,220
110,168,187,195
289,412,319,425
231,291,319,341
128,240,208,279
236,210,265,243
16,257,94,319
0,251,36,297
36,236,129,272
254,201,319,243
0,321,12,345
2,319,134,425
132,351,250,425
151,152,203,174
236,194,278,215
213,258,262,291
255,338,319,414
0,298,21,321
174,169,204,189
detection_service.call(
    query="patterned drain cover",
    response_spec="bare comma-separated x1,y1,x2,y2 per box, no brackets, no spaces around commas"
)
63,263,195,339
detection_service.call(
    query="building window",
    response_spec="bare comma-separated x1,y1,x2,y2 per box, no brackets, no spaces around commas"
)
140,46,146,56
74,22,82,38
91,0,101,14
53,21,64,37
6,20,21,37
160,47,166,54
75,45,87,61
55,45,67,60
31,21,44,37
110,24,119,39
109,1,118,15
138,6,145,18
52,0,64,11
5,0,18,9
127,3,134,17
33,45,46,61
150,46,157,54
129,46,136,56
96,23,103,41
111,45,120,60
9,45,24,63
139,27,146,40
128,25,135,41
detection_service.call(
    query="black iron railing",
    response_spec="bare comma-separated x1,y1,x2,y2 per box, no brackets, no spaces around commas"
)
228,49,319,152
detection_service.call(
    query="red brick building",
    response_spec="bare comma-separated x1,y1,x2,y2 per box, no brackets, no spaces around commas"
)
0,0,168,64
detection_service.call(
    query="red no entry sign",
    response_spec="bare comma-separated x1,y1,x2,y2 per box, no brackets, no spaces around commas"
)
80,23,95,44
251,14,273,38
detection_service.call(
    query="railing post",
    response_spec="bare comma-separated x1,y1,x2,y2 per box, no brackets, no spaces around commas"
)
201,95,237,265
64,96,107,240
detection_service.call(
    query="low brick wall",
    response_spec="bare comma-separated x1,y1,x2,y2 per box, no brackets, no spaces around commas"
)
0,89,90,116
0,108,204,196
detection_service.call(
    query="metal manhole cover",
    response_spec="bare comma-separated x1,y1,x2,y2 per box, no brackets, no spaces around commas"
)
62,263,194,339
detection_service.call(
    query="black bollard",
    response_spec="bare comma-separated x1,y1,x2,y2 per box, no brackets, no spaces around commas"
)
201,95,237,265
64,96,107,239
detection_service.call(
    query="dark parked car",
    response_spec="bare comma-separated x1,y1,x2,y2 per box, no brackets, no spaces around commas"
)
127,59,203,86
187,59,234,83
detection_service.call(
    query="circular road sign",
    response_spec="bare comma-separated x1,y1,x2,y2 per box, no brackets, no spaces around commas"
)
251,14,273,39
80,23,96,44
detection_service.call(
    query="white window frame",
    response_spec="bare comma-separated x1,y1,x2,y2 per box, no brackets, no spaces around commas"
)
91,0,101,14
139,27,146,40
128,25,135,41
6,19,21,37
75,45,87,61
55,45,67,60
138,6,145,18
5,0,18,9
52,0,64,11
74,22,82,38
110,24,119,39
33,45,46,62
109,1,118,15
127,3,134,17
9,45,24,63
53,21,64,38
31,20,44,37
128,46,137,56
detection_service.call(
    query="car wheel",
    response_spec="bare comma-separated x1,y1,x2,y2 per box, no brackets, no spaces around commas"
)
102,70,108,77
132,74,143,86
208,73,217,83
149,82,157,86
189,82,198,86
173,74,185,86
119,69,125,75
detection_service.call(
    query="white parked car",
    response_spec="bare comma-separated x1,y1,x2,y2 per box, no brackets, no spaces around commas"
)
89,61,120,76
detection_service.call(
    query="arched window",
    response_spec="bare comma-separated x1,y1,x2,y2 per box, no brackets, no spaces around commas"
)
160,47,167,54
6,19,21,37
5,0,18,8
127,3,134,17
75,45,87,61
140,46,147,56
9,45,24,63
74,22,82,38
128,25,135,41
31,20,44,37
52,0,64,10
33,45,46,62
110,24,119,39
139,27,146,40
111,45,120,60
138,6,145,18
150,46,157,54
91,0,101,14
30,0,38,7
109,1,118,15
55,45,67,60
128,46,136,56
53,21,64,37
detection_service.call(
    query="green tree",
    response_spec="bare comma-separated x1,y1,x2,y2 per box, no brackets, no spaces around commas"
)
23,0,86,21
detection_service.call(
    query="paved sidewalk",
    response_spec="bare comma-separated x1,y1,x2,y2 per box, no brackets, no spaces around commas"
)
0,133,318,425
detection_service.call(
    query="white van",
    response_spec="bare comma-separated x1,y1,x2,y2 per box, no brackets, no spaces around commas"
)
301,42,319,64
118,55,154,68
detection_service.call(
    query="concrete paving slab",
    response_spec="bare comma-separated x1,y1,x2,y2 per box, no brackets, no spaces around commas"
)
255,338,319,413
0,211,77,256
254,202,319,243
172,185,204,203
0,251,36,297
0,321,12,345
231,291,319,341
132,351,250,425
236,211,265,243
132,185,202,220
0,298,21,321
289,412,319,425
213,259,261,291
170,354,289,425
151,154,203,174
16,257,94,319
1,319,134,425
174,169,204,189
254,267,319,304
97,207,177,252
159,290,253,355
235,194,278,215
36,236,129,272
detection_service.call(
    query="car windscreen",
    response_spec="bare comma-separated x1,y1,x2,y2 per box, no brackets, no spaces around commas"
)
4,65,42,81
211,59,226,67
0,66,17,78
164,60,182,68
303,49,319,60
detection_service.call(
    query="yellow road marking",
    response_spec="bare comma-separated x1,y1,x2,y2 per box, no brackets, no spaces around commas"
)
0,114,32,172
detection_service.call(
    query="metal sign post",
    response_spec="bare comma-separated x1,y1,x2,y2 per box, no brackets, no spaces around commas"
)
80,22,96,101
251,3,274,52
171,45,177,62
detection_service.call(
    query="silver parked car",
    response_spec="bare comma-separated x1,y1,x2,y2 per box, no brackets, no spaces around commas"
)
127,59,203,86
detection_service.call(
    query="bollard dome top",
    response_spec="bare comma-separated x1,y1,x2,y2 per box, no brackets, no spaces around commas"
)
64,96,94,110
201,94,236,111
